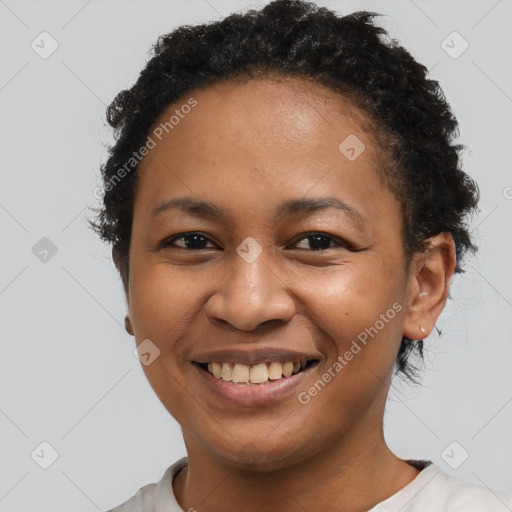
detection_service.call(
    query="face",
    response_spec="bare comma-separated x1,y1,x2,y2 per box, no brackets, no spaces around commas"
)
126,77,415,469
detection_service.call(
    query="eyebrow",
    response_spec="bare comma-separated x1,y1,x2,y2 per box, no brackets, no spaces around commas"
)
151,196,363,225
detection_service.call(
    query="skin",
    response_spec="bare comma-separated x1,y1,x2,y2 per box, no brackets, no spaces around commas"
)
121,77,456,511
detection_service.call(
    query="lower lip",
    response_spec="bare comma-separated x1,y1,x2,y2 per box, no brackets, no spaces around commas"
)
194,363,317,407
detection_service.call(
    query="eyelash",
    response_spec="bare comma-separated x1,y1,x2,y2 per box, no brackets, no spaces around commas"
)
161,231,349,252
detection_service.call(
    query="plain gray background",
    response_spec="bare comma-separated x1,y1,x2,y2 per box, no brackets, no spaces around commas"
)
1,0,511,510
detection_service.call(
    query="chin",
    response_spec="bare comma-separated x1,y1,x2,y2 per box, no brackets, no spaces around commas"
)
204,429,319,472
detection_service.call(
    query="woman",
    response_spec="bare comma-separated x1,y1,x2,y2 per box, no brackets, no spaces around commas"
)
92,1,512,510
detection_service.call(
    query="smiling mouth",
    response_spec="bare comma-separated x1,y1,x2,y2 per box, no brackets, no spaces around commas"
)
195,360,319,385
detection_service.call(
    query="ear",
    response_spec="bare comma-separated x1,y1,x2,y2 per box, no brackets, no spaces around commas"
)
402,233,457,340
112,246,133,336
112,246,129,299
124,314,134,336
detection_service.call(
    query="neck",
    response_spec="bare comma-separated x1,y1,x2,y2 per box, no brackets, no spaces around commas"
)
173,416,420,512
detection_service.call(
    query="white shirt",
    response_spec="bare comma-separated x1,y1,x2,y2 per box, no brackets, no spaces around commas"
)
107,458,512,511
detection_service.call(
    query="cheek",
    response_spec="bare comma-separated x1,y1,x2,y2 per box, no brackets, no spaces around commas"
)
129,252,405,359
294,259,404,345
127,262,205,420
129,260,196,322
293,261,405,408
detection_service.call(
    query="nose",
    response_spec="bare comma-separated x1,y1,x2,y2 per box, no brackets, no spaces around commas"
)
203,250,296,332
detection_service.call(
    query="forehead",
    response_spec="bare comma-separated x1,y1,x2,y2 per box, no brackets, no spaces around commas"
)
161,76,373,147
134,76,395,226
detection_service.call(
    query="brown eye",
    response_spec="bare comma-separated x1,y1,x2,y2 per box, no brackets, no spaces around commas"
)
164,232,217,250
292,232,345,251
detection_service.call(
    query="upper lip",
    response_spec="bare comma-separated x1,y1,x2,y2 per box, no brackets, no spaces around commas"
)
191,347,323,365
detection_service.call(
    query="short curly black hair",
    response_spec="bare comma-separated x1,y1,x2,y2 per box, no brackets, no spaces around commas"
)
90,0,479,382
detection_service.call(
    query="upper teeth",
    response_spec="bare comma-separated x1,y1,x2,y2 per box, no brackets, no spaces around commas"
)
207,361,306,384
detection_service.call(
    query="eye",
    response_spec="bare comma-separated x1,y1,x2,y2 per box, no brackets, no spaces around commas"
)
162,232,218,250
291,232,346,251
161,231,349,252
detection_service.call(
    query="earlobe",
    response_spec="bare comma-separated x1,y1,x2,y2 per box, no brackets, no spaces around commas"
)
124,314,134,336
402,233,457,340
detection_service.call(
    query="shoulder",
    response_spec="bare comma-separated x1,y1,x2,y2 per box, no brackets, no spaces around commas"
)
426,466,512,511
374,462,512,512
106,482,157,512
105,458,188,512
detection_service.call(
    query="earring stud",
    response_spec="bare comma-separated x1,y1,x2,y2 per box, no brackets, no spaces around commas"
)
420,325,426,333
